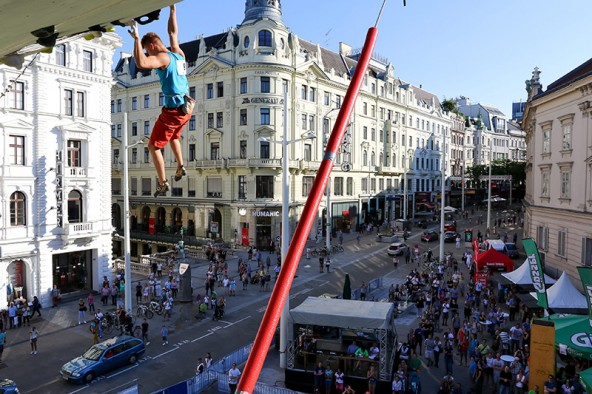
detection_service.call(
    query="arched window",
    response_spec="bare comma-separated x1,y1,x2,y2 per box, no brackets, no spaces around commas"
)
141,206,151,231
111,203,122,229
363,150,368,166
258,30,272,47
244,35,250,48
371,152,376,167
171,207,182,230
67,190,83,223
10,191,26,226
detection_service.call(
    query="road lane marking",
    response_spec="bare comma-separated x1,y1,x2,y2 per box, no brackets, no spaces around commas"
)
106,363,139,379
191,332,214,342
152,346,180,359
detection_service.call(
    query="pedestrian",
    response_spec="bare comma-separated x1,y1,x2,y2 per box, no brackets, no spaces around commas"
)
31,296,42,317
95,309,104,338
141,318,149,344
334,368,344,392
0,329,6,363
455,235,461,249
89,319,99,344
87,292,95,313
51,285,61,307
228,362,241,394
78,299,87,325
393,256,399,268
128,5,193,196
30,326,38,355
161,325,169,345
204,352,213,369
313,361,325,393
195,357,205,375
111,284,119,306
22,303,31,326
324,363,334,394
359,281,367,301
136,282,143,304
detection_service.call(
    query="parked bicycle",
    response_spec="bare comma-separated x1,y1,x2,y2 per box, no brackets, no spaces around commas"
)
148,300,164,315
136,304,154,319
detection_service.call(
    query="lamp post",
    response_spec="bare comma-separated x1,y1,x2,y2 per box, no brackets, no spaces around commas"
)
403,149,413,221
461,147,466,213
439,130,446,264
486,142,492,232
258,91,316,369
122,112,144,313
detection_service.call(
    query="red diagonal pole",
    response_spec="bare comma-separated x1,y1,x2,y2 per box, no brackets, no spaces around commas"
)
236,25,379,394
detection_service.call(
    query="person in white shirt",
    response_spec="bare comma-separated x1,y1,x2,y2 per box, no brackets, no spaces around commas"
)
228,363,241,394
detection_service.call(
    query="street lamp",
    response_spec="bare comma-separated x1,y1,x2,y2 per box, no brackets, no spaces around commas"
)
122,112,144,313
439,130,446,264
486,142,492,232
258,90,316,369
403,149,413,221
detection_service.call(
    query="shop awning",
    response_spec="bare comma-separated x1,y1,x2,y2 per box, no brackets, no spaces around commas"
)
546,314,592,361
579,367,592,393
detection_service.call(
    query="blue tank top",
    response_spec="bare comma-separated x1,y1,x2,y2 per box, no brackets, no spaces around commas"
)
156,52,189,108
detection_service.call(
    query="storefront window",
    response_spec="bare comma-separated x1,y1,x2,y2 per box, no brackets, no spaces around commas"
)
52,250,92,293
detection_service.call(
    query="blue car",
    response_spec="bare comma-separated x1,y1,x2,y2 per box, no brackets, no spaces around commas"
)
60,336,145,384
0,379,20,393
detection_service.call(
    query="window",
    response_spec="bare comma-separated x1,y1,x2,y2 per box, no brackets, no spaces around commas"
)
301,85,307,100
217,81,224,97
117,99,122,112
67,140,82,167
131,177,137,196
244,36,250,48
310,87,315,102
542,127,550,154
323,118,330,134
260,108,270,125
371,105,375,117
260,77,270,93
371,83,376,94
82,50,93,72
144,94,150,108
142,178,151,196
111,100,115,113
363,150,368,166
346,177,353,195
240,77,248,94
282,79,289,94
210,142,220,160
64,89,73,115
207,113,214,128
207,83,214,99
363,102,368,115
256,176,274,198
131,148,137,164
363,126,368,140
324,92,330,106
9,135,25,165
67,190,83,223
144,147,150,163
334,177,343,196
207,177,222,198
240,109,247,125
240,140,247,159
335,95,342,108
560,170,570,199
189,144,196,161
158,93,164,107
76,92,85,117
304,143,312,161
301,114,307,130
144,121,150,135
189,115,196,130
558,229,567,257
361,178,368,192
131,122,138,136
238,175,247,199
583,237,592,266
216,112,223,128
131,96,138,110
9,191,26,226
258,30,272,47
189,86,196,99
562,122,572,150
112,178,121,195
309,115,315,131
371,128,376,141
188,177,196,197
260,141,270,158
116,124,122,137
537,226,549,251
541,171,549,197
302,176,314,197
55,44,66,66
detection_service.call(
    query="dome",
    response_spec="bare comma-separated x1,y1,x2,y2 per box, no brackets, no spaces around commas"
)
241,0,284,26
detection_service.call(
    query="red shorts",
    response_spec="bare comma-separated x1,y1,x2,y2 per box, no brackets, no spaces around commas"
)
149,107,191,149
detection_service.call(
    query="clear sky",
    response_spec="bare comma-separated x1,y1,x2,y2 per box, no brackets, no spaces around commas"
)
114,0,591,117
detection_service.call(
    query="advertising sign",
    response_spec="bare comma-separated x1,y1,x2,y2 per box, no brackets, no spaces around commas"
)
577,266,592,328
523,238,548,309
529,319,555,391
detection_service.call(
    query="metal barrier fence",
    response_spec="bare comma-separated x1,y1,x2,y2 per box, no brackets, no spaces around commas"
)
152,343,304,394
351,277,383,300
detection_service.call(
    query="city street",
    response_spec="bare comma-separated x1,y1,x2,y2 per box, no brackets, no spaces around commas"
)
0,206,522,393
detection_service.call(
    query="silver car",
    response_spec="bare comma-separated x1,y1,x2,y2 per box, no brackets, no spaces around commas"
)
387,242,409,256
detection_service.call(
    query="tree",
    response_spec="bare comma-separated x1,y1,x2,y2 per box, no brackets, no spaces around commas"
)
441,98,460,115
343,274,352,300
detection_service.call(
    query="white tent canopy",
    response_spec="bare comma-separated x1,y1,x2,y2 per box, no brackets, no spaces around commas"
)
530,272,587,311
290,297,394,330
501,259,556,285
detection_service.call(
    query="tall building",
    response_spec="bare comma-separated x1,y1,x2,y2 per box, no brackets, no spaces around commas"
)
522,62,592,281
0,34,122,307
111,0,455,254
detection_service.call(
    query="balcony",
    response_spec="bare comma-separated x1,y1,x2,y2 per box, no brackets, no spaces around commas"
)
227,159,249,168
67,167,87,177
195,160,224,169
249,158,281,168
299,160,321,171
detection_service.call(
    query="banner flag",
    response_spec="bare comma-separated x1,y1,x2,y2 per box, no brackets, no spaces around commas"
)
577,266,592,328
522,238,548,309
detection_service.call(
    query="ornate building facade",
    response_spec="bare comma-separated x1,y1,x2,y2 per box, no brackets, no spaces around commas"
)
0,34,122,306
523,63,592,281
111,0,456,253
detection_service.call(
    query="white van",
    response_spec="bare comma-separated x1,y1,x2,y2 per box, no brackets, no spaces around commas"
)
485,239,508,255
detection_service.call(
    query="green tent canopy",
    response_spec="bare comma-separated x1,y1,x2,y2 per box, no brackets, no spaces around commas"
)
579,367,592,393
546,314,592,360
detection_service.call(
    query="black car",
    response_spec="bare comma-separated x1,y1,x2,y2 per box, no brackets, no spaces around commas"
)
420,231,438,242
443,231,459,243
